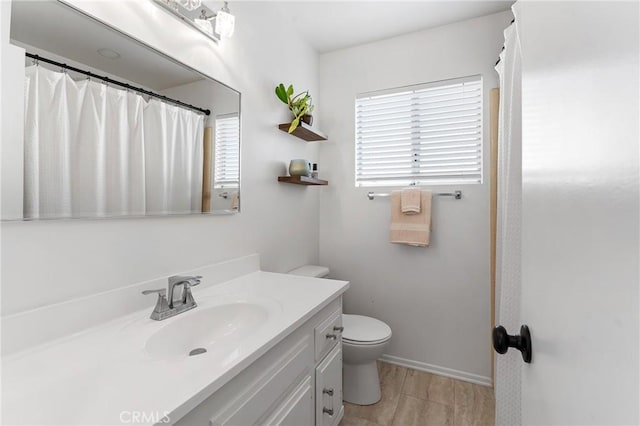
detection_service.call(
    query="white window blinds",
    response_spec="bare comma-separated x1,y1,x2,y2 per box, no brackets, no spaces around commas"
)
355,75,483,187
214,114,240,188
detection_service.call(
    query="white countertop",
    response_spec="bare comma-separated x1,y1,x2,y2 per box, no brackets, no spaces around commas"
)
1,271,349,425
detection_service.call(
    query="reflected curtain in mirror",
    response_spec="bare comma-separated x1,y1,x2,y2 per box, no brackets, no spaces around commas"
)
23,65,205,219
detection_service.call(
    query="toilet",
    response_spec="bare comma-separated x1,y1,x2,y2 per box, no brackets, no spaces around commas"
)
288,265,392,406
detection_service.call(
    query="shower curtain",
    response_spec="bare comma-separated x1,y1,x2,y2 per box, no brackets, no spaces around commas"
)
23,65,204,219
494,22,522,426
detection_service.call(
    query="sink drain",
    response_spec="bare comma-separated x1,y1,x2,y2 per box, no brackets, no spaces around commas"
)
189,347,207,356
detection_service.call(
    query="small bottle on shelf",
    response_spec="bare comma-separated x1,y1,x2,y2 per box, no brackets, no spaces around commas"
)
311,163,319,179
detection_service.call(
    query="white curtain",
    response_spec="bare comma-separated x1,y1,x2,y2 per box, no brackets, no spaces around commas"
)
494,22,523,426
143,100,204,215
23,65,204,219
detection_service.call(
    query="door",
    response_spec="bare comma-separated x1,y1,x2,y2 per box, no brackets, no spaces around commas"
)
501,2,639,425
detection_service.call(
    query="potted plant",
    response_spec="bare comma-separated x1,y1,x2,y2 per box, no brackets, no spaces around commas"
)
275,83,315,133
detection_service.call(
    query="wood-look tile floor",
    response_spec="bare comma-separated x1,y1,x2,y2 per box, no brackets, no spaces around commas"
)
340,362,495,426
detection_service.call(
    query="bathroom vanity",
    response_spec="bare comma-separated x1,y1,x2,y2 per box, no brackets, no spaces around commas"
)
1,256,349,425
176,297,344,426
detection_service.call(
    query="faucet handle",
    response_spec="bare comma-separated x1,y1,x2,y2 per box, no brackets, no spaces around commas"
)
142,288,166,296
142,288,170,320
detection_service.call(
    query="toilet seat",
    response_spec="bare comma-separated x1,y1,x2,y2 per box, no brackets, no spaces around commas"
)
343,338,390,346
342,314,392,345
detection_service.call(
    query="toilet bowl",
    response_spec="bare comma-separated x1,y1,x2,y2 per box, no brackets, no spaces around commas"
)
288,265,393,406
342,314,392,405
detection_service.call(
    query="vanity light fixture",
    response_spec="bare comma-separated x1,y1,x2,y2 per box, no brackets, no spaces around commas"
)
154,0,235,42
195,2,235,38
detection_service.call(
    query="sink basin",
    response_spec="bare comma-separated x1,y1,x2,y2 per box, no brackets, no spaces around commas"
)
145,302,270,359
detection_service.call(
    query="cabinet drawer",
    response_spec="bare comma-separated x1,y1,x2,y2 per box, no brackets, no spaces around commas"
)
314,309,342,361
315,344,343,426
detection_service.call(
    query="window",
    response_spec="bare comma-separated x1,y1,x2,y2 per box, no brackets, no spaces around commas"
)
355,75,482,187
214,114,240,188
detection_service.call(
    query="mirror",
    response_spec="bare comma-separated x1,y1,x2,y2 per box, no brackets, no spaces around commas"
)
4,0,241,220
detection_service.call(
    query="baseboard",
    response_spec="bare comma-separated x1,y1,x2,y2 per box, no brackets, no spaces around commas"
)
380,354,492,387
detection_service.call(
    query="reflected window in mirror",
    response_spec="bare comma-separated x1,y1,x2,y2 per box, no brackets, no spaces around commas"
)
213,114,240,212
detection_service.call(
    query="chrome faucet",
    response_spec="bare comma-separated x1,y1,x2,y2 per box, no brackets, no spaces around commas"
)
142,275,202,320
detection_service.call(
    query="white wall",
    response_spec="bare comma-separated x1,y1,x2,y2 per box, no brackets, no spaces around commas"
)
318,11,512,382
1,0,321,315
1,0,25,220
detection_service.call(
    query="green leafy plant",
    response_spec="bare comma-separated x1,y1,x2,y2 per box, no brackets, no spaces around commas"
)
275,83,315,133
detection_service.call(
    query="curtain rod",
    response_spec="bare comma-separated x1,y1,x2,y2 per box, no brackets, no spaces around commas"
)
25,52,211,116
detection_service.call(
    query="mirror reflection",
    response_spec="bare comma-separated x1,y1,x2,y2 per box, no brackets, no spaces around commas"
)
5,0,240,220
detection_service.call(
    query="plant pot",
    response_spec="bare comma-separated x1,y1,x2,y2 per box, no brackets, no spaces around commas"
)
301,114,313,126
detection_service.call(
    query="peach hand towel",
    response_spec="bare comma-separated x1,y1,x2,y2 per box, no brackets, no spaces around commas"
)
230,192,239,210
390,190,432,247
401,187,422,214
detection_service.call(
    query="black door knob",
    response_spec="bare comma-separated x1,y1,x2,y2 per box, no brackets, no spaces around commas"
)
492,325,532,363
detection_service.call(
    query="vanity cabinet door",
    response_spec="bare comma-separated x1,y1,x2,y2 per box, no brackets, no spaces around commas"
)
260,376,314,426
315,344,343,426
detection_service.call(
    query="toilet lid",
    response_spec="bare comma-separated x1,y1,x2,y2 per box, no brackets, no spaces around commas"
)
342,314,392,344
288,265,330,278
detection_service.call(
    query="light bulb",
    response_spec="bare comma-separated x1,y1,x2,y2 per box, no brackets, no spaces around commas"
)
176,0,202,11
215,9,235,38
194,18,213,35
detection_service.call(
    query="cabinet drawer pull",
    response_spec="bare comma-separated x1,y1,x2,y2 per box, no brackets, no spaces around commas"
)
323,408,334,416
323,388,334,396
333,326,344,332
326,333,337,340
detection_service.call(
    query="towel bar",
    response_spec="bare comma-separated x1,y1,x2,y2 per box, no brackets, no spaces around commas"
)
367,190,462,200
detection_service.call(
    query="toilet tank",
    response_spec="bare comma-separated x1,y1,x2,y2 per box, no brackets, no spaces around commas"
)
288,265,330,278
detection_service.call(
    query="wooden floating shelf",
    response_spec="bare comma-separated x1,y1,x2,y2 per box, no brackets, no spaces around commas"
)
278,176,328,186
278,122,328,142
